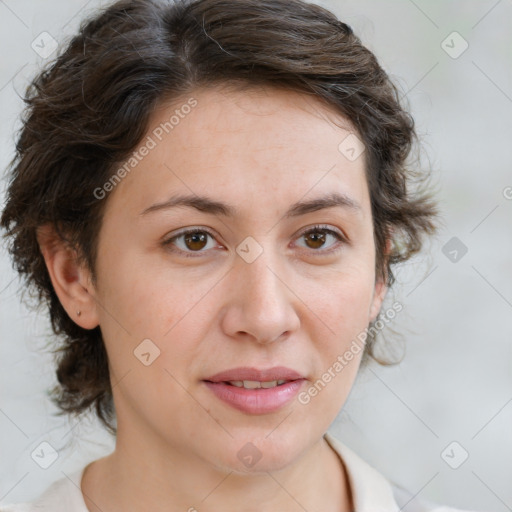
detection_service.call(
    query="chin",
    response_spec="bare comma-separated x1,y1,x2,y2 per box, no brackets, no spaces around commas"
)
214,429,308,474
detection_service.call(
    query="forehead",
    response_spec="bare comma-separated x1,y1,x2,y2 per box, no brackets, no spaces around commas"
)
104,84,369,218
153,83,359,155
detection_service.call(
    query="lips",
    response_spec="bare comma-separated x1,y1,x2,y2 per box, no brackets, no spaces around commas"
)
202,366,306,414
204,366,304,383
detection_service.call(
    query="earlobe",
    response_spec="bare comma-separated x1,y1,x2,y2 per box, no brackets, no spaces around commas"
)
36,224,100,330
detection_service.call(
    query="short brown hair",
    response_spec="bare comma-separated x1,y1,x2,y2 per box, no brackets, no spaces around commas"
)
1,0,437,433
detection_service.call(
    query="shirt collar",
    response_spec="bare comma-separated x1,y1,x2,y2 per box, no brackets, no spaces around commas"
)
324,432,400,512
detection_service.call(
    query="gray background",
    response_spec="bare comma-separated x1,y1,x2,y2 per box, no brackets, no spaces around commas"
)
1,1,511,510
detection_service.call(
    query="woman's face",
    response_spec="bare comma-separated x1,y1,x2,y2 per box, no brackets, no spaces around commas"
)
89,85,386,472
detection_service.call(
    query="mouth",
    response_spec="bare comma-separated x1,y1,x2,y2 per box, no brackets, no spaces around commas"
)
202,366,306,414
204,365,304,383
218,379,294,389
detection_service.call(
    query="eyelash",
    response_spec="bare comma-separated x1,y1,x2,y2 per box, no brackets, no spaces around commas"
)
162,224,347,258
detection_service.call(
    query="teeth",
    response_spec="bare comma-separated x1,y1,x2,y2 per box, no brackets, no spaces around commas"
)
244,380,264,389
227,380,289,389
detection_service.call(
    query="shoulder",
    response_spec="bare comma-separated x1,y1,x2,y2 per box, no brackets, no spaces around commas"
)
0,468,87,512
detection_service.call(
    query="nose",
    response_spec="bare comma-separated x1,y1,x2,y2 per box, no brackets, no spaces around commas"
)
220,247,301,345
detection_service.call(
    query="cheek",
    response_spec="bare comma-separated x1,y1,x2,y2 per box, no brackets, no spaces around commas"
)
297,275,370,420
308,263,376,336
94,248,216,387
95,244,176,336
94,261,201,428
303,265,374,391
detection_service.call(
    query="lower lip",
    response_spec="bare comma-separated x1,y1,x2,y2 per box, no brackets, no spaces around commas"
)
203,380,305,414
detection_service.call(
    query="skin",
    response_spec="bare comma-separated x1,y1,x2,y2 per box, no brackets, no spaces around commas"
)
38,84,387,512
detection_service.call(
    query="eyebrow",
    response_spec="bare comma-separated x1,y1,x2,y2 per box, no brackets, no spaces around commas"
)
139,191,361,218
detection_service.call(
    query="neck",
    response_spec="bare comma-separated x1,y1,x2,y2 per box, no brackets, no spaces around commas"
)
81,428,353,512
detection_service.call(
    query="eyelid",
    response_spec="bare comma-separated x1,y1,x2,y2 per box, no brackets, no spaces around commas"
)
295,224,347,243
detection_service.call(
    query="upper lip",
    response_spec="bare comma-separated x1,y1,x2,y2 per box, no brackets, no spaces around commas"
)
204,366,305,383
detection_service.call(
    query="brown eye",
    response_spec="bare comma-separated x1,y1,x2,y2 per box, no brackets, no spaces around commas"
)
304,230,327,249
163,228,218,256
295,225,345,253
183,231,208,251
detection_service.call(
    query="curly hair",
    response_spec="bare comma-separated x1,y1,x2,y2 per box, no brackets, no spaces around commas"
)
1,0,437,433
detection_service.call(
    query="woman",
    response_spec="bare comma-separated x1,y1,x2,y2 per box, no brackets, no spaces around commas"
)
0,0,473,510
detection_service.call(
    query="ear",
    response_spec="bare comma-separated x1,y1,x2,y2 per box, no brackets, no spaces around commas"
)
368,237,392,322
36,224,100,330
